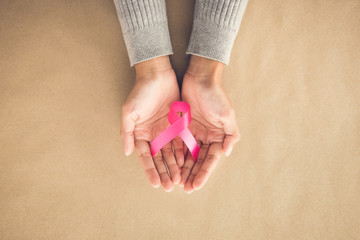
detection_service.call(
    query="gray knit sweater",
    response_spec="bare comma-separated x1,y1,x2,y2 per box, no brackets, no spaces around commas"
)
113,0,248,66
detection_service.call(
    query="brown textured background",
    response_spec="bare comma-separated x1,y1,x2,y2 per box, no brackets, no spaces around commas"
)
1,0,360,239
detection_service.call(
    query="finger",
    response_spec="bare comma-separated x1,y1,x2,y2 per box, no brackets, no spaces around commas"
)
184,143,209,192
193,142,223,190
134,139,160,188
172,136,184,167
152,150,174,192
161,142,181,184
180,149,196,193
121,107,137,156
172,112,185,167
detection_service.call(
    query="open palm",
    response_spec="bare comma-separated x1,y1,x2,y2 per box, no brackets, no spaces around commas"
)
180,72,240,193
121,68,184,192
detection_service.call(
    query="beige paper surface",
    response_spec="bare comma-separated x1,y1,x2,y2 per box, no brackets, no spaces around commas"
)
1,0,360,239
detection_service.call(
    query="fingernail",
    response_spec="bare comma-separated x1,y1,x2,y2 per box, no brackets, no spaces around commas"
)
173,176,181,185
164,187,174,193
225,146,233,156
193,181,201,190
173,177,180,185
125,149,131,156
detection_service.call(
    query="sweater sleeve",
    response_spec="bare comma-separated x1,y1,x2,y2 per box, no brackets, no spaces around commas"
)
113,0,173,67
186,0,248,65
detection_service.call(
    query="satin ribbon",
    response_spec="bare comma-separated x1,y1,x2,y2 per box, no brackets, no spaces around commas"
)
150,101,200,162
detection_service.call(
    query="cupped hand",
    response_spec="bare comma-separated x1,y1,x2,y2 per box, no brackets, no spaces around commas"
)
121,56,184,192
180,55,240,193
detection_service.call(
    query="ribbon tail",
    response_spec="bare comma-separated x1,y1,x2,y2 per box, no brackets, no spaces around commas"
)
179,128,200,162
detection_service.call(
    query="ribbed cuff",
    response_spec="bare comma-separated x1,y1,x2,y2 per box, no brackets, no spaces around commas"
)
186,19,238,65
114,0,173,67
186,0,248,65
122,21,173,66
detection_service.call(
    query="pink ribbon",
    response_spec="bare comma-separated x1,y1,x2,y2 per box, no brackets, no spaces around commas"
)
150,101,200,162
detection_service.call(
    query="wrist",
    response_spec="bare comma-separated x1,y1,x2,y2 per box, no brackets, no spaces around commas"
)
185,55,224,85
134,56,173,79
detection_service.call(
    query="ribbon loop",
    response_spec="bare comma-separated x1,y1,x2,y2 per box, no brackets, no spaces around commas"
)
150,101,200,162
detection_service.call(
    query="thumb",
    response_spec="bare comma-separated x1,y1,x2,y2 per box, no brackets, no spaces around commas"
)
223,133,240,156
222,110,240,156
121,107,137,156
